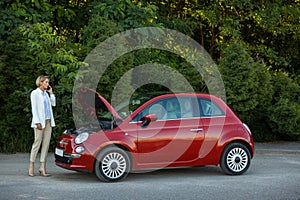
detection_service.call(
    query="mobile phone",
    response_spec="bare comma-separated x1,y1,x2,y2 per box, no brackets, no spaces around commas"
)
47,86,51,90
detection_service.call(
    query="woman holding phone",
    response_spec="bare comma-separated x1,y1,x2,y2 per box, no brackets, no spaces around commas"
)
28,75,56,177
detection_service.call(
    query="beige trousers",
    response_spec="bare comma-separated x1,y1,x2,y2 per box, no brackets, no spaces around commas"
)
30,120,52,162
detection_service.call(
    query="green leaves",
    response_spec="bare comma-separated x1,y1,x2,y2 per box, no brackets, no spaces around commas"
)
267,73,300,139
219,41,273,140
0,0,299,152
220,42,261,111
0,22,84,152
88,0,160,30
219,41,300,141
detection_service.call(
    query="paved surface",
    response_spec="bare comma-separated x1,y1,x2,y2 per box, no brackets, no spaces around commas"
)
255,141,300,154
0,142,299,200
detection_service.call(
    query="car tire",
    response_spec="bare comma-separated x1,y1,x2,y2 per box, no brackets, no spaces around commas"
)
220,143,251,175
95,147,131,182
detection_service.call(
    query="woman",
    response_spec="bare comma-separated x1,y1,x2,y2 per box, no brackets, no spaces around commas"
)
28,75,56,177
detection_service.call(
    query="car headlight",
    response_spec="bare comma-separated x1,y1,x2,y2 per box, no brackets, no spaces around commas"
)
75,146,85,154
75,132,89,144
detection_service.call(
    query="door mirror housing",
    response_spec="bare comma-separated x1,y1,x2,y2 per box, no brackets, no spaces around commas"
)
141,114,158,128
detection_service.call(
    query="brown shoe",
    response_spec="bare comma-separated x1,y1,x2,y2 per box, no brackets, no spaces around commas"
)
38,162,51,177
28,162,34,177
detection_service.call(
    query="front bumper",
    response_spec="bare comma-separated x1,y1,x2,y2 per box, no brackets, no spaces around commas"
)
54,144,95,172
55,152,77,165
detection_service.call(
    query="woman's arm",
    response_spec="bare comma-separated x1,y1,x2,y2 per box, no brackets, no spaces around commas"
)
49,94,56,107
31,90,40,125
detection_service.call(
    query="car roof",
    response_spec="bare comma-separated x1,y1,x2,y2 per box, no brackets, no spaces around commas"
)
150,93,220,100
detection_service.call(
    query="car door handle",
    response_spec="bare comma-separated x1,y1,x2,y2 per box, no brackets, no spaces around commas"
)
190,128,204,132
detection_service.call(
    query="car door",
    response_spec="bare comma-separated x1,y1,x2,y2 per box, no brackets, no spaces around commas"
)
197,97,227,158
133,96,205,166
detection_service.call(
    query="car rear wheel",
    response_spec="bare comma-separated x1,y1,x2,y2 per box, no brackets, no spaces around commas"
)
95,147,131,182
220,143,251,175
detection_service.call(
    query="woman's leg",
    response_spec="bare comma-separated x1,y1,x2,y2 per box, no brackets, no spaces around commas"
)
39,120,52,176
40,120,52,163
29,128,43,176
30,128,43,162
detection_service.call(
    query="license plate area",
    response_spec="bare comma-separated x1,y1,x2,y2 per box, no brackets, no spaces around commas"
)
55,148,64,157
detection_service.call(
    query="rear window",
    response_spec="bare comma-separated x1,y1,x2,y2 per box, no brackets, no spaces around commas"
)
199,98,225,117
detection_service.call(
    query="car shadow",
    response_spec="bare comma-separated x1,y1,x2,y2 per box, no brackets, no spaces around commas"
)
51,166,223,183
128,166,223,180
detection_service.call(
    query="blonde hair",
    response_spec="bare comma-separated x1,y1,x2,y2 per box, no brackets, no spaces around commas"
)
36,75,49,87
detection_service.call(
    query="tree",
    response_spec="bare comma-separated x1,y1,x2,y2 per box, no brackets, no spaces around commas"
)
0,23,83,152
268,73,300,140
87,0,160,30
1,0,300,152
0,0,52,39
142,0,299,79
242,0,300,77
219,41,273,141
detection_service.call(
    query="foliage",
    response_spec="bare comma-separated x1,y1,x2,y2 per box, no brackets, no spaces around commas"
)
24,23,85,147
0,0,300,152
131,49,205,93
268,73,300,140
88,0,160,29
0,23,83,152
220,42,265,113
0,25,38,152
219,41,274,141
244,0,300,77
80,15,122,49
0,0,52,39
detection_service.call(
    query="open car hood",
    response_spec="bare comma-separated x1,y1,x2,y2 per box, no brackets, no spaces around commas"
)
76,87,122,120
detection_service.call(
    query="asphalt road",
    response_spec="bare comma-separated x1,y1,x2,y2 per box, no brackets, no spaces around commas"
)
0,142,300,200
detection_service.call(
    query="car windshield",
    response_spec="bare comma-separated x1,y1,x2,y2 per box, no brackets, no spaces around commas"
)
111,84,173,119
114,93,163,119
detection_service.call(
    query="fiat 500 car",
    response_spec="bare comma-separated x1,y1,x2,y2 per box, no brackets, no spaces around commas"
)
55,88,254,182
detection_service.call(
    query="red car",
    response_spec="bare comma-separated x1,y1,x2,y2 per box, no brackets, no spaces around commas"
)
55,88,254,182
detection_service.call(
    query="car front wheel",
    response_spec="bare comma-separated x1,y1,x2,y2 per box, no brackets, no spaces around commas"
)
220,143,251,175
95,147,131,182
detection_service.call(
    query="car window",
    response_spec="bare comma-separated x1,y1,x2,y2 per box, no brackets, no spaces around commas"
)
114,93,166,119
177,97,200,118
133,97,182,121
132,97,204,121
199,98,224,117
132,101,160,121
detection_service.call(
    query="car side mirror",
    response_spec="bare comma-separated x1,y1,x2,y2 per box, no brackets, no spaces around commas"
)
141,114,158,128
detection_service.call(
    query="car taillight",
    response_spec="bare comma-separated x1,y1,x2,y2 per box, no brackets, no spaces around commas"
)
242,123,252,135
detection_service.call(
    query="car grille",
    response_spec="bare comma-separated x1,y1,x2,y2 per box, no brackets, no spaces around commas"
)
55,154,72,164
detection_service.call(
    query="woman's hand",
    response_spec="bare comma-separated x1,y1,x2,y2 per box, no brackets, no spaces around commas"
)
47,86,53,94
36,123,42,130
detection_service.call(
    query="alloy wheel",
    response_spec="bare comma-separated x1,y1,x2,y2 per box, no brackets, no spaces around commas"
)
101,152,127,179
226,147,248,172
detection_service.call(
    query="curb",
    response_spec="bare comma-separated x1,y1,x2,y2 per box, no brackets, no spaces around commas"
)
254,142,300,155
255,149,300,155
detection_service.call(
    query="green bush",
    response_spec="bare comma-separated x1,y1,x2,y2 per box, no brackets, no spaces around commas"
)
268,73,300,140
219,41,274,141
0,23,83,152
